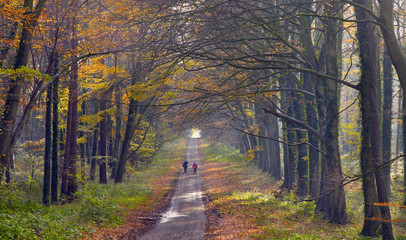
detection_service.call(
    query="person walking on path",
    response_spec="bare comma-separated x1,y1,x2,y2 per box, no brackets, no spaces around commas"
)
193,162,198,174
183,160,188,173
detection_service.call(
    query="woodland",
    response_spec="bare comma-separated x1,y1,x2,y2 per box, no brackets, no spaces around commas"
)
2,0,406,239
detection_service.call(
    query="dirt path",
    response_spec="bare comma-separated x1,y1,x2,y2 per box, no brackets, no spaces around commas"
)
139,138,206,240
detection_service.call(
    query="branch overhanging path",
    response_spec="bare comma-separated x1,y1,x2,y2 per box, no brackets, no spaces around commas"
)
139,138,206,240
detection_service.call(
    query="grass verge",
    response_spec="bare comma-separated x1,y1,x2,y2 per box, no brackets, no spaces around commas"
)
202,142,406,239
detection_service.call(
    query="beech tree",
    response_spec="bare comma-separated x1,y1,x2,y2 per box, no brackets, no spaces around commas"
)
0,0,48,182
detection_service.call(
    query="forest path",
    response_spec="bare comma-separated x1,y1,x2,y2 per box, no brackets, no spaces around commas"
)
139,138,206,240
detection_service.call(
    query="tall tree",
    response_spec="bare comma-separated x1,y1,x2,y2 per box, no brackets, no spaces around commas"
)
42,83,53,205
99,90,109,184
60,0,79,199
316,0,348,224
0,0,48,182
293,88,309,197
114,62,141,183
111,88,122,179
51,76,59,203
355,0,394,238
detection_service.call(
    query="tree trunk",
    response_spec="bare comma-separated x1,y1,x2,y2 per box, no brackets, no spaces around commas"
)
355,1,394,238
268,112,281,179
263,94,281,179
355,3,381,235
60,2,79,199
255,103,268,171
279,78,290,188
299,1,322,198
61,63,79,200
78,100,87,179
242,133,250,154
239,102,257,156
51,77,59,204
285,98,297,190
90,121,99,181
42,55,59,204
403,98,406,206
304,73,320,198
111,89,121,179
396,89,402,156
115,62,142,183
293,89,309,197
382,48,393,198
99,92,108,184
115,97,138,183
42,84,53,205
316,1,347,224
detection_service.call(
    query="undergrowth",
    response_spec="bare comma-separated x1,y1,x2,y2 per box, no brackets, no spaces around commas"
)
202,142,406,239
0,138,185,239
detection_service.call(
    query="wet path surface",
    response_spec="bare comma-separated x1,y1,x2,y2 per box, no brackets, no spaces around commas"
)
139,138,205,240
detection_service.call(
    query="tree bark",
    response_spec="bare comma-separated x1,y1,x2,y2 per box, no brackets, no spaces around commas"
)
316,0,347,224
51,77,59,204
111,89,121,179
355,3,381,235
403,98,406,206
60,1,79,199
382,48,393,198
284,94,298,190
115,97,138,183
293,89,309,197
42,83,53,205
303,73,320,198
99,92,108,184
263,99,281,179
356,1,394,238
115,62,142,183
255,103,268,171
90,123,99,181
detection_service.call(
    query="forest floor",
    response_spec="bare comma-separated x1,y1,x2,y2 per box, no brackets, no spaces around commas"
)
201,145,406,239
202,154,345,239
85,140,406,239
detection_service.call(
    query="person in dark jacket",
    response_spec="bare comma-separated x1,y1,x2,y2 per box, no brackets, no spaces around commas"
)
183,160,188,173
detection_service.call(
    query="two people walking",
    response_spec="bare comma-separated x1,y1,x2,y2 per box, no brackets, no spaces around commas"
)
183,160,198,174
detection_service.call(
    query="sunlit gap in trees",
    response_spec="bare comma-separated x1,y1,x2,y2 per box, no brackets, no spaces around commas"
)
188,128,201,138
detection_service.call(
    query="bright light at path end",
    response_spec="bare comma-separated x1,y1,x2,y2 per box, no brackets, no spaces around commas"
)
190,129,201,138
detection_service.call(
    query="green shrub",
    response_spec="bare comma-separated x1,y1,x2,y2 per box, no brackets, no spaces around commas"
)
76,184,121,225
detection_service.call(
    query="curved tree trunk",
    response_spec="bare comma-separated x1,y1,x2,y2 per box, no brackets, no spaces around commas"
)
115,62,142,183
115,97,138,183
